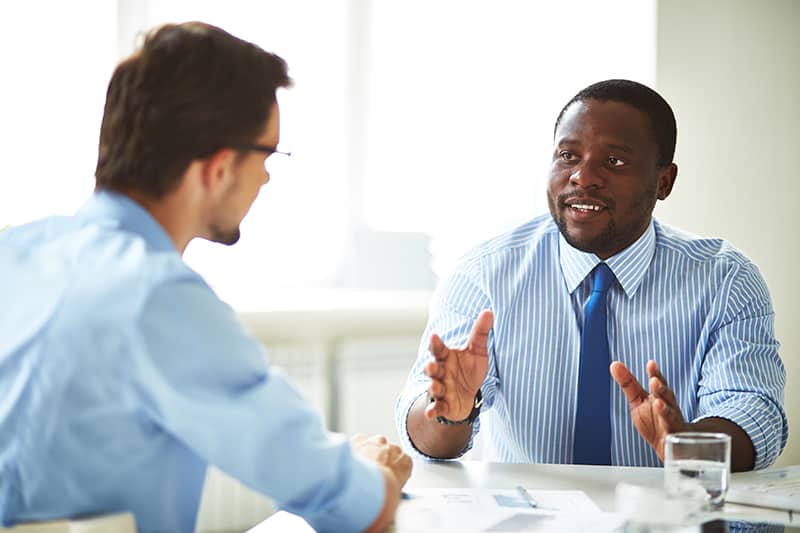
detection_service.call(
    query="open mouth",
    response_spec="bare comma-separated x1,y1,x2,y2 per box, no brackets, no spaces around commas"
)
568,203,605,213
564,199,608,215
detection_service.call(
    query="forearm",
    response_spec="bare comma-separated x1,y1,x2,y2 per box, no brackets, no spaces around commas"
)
364,468,402,533
688,417,755,472
406,393,473,459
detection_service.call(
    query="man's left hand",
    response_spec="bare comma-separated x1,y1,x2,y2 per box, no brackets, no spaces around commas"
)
610,360,687,460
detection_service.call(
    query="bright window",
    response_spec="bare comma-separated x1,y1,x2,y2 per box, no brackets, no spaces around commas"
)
0,0,655,310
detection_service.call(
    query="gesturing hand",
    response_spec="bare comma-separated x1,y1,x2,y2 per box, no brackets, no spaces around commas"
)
610,360,687,460
423,310,493,422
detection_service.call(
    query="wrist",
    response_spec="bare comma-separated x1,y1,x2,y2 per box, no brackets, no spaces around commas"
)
432,388,483,425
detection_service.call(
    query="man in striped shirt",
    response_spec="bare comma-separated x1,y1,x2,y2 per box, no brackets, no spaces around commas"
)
396,79,787,471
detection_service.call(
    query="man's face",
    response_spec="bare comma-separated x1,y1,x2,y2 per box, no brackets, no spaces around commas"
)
546,99,675,259
209,103,281,245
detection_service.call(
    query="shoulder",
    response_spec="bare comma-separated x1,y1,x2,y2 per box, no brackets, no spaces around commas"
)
6,214,204,325
0,215,77,247
654,219,755,269
458,213,558,271
653,219,771,305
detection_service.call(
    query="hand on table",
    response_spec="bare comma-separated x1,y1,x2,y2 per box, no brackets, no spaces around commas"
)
351,434,413,488
423,310,493,422
610,360,687,461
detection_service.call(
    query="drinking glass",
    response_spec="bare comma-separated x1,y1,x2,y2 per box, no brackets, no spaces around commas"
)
664,432,731,509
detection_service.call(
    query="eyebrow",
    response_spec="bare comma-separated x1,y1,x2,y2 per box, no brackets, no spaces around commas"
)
556,139,636,155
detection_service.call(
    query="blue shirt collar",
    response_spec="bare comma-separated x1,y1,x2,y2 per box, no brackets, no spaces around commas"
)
77,190,177,253
558,218,656,298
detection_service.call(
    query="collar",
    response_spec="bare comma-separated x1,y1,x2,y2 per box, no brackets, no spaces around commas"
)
77,190,177,253
559,219,656,298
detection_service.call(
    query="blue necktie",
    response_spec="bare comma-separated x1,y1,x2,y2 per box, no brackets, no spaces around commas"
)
573,263,615,465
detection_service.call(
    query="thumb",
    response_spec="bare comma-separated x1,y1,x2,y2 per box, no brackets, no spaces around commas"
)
467,310,493,356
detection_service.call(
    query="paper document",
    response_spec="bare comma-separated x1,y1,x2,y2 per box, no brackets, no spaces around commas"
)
728,465,800,512
248,488,625,532
392,488,625,532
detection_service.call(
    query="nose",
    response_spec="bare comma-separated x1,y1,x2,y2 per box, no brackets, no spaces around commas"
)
568,162,603,189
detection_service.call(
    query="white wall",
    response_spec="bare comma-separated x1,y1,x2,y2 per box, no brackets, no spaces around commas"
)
656,0,800,466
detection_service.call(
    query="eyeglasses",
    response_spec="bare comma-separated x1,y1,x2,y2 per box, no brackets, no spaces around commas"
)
230,143,292,158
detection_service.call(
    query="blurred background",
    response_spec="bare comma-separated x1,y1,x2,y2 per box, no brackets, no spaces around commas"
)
0,1,797,531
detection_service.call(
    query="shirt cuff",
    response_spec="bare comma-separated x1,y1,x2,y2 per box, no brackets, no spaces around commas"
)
304,453,385,533
693,396,783,470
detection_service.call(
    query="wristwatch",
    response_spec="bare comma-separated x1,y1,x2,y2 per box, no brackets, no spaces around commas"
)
430,389,484,426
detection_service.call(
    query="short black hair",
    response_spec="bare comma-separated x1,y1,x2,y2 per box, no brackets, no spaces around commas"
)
553,79,677,167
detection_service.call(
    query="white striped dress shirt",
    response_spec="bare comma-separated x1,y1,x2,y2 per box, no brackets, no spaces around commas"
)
396,214,787,469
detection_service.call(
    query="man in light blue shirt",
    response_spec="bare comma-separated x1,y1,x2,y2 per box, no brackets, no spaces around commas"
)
0,22,411,533
397,80,787,472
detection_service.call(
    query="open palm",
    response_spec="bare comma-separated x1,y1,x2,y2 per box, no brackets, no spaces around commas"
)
611,360,687,460
424,310,493,422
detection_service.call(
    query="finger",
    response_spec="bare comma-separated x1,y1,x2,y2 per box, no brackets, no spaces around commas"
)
647,360,665,381
654,398,685,433
424,360,444,380
467,310,494,357
429,380,446,399
351,433,367,443
424,398,447,419
368,435,388,445
649,375,678,409
610,361,649,404
422,361,444,379
429,334,449,362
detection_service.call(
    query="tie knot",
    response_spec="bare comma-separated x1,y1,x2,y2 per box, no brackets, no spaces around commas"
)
592,263,614,293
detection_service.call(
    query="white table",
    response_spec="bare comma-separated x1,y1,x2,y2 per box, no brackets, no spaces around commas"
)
401,460,796,529
256,461,797,531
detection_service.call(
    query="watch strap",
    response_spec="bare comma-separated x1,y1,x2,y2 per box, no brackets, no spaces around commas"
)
430,388,483,426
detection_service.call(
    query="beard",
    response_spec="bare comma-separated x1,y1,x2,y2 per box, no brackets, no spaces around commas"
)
208,223,241,246
547,184,657,258
555,214,618,255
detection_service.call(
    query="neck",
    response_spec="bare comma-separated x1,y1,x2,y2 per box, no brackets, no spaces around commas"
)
125,189,199,255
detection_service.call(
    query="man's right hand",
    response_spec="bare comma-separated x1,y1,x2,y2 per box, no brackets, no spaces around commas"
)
351,433,412,487
351,434,412,533
423,309,494,422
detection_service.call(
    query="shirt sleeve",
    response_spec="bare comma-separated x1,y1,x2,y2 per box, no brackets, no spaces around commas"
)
694,262,788,470
395,254,499,460
131,278,385,533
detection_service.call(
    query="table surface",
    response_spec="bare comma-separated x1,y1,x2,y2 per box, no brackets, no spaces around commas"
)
257,460,797,531
404,459,662,511
404,460,796,526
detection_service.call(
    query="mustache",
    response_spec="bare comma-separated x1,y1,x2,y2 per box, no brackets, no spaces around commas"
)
557,192,615,209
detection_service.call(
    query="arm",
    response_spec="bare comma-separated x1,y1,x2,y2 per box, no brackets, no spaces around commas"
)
611,361,755,472
351,435,412,533
404,310,494,459
137,280,407,531
405,393,474,459
365,469,403,533
691,418,755,472
611,263,787,472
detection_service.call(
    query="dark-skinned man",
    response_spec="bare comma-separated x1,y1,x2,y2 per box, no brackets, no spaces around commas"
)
396,80,787,472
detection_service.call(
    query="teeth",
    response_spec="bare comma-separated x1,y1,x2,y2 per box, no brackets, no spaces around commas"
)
571,204,602,211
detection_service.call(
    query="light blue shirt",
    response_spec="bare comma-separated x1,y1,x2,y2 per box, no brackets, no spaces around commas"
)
396,214,787,469
0,191,384,533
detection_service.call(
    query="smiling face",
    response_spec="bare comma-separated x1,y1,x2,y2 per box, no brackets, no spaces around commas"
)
546,99,677,259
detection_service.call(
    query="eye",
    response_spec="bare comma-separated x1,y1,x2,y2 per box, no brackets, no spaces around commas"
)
608,156,625,167
559,151,576,162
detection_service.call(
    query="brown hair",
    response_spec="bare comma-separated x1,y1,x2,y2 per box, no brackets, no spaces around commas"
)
95,22,292,198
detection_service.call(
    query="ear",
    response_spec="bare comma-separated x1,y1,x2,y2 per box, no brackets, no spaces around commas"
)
200,148,237,194
656,163,677,201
